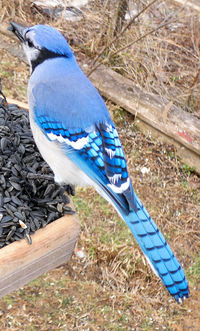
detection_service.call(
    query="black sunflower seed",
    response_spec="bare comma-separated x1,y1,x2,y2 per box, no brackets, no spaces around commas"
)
30,220,36,232
0,137,7,152
11,196,22,206
6,226,16,241
10,181,21,191
1,222,15,228
33,218,40,230
1,215,13,223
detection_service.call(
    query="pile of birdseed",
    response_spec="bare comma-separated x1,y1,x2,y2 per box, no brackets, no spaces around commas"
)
0,90,75,248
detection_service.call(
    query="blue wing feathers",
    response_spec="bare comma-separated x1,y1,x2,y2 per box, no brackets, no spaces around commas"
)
38,116,88,142
97,124,137,211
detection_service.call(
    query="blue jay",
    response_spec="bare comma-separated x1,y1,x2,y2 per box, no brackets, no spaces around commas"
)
9,22,189,302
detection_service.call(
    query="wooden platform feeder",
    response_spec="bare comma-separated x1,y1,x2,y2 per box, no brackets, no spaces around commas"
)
0,94,80,299
0,204,80,299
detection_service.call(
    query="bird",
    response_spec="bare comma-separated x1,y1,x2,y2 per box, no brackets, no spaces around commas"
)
9,22,189,302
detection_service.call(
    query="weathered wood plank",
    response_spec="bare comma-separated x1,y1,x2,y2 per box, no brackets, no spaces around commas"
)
6,97,29,111
0,208,80,298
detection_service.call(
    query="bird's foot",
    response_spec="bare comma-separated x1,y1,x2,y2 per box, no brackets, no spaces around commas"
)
63,184,75,196
53,174,75,196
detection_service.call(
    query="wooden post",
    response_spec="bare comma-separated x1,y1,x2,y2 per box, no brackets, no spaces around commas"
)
113,0,129,36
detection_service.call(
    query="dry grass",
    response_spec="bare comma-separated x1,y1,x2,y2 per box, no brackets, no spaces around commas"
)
84,0,200,114
0,0,200,330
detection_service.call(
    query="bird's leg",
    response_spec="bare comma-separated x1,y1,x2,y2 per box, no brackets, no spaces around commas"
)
53,174,75,196
63,184,75,196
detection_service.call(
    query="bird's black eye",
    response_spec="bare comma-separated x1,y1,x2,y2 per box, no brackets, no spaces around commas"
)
27,39,34,47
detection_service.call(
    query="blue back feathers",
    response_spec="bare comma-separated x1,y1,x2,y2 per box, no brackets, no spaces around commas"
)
31,57,111,129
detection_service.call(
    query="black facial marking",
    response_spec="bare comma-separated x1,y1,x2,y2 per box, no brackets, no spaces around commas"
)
31,48,65,73
27,39,34,48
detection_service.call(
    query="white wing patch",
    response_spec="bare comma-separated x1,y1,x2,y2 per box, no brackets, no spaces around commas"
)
47,132,89,150
108,173,122,184
108,177,130,193
105,148,116,158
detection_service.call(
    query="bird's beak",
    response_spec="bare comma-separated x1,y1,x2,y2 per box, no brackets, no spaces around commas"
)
8,22,27,42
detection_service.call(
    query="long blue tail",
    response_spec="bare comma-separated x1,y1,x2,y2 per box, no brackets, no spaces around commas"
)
64,138,189,302
121,194,189,302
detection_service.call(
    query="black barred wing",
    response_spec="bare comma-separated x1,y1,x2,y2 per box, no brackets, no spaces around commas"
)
37,116,89,149
98,123,136,211
37,116,136,213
